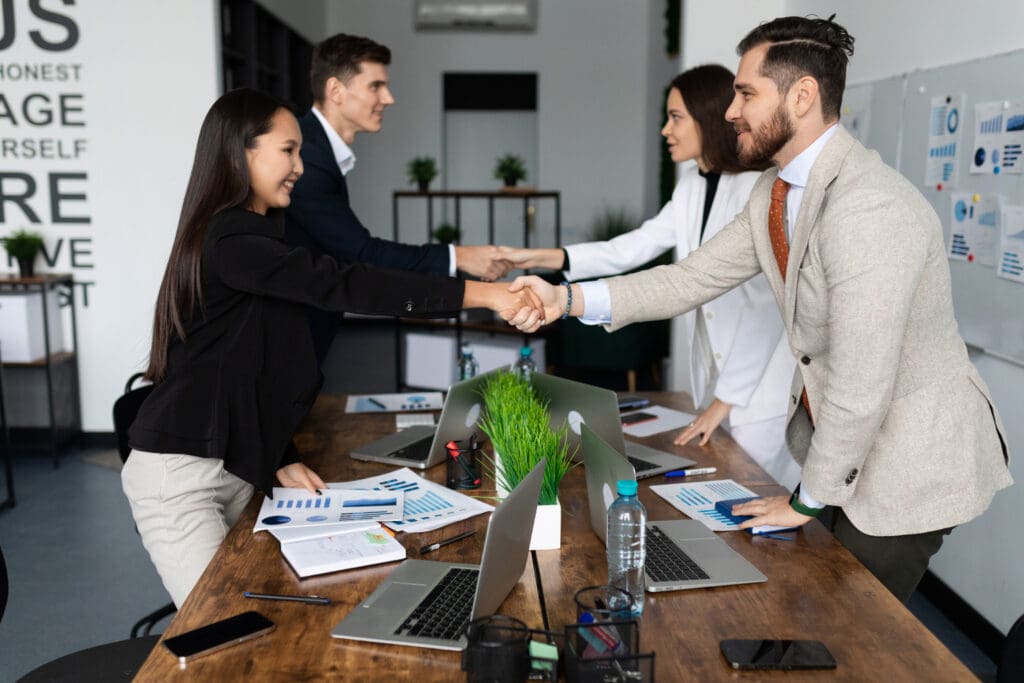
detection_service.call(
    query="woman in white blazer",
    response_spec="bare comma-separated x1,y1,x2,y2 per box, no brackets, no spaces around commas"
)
501,65,800,489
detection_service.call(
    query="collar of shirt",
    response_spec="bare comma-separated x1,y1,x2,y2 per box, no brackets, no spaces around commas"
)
311,106,356,176
777,123,839,239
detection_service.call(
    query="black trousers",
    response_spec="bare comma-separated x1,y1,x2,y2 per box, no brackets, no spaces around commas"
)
820,507,952,604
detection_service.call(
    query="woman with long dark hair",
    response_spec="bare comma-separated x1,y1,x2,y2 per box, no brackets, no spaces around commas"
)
499,65,800,489
122,88,533,607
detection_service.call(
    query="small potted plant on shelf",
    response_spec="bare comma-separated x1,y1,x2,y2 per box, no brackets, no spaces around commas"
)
407,156,439,192
432,223,461,245
478,371,576,549
493,154,527,188
2,229,45,278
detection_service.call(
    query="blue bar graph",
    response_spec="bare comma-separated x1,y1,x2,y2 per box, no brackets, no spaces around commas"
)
980,113,1003,134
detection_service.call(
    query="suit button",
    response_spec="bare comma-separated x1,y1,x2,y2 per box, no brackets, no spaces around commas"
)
791,395,798,405
845,468,858,485
404,300,414,312
705,311,714,320
801,355,811,365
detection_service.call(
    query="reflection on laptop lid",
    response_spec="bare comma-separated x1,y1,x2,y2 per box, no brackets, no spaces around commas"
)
581,424,766,592
531,373,695,476
351,368,504,469
331,458,546,650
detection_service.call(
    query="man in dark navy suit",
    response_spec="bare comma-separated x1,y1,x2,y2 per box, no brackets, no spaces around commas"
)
286,33,512,360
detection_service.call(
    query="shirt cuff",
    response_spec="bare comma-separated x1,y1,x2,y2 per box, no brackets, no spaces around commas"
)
447,244,457,278
798,487,825,510
577,281,612,326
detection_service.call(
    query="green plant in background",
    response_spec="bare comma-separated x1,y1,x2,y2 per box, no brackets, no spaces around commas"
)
477,371,575,505
432,223,461,244
2,229,45,277
493,154,527,187
406,156,438,191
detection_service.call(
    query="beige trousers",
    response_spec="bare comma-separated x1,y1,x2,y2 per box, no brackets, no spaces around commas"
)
121,450,254,608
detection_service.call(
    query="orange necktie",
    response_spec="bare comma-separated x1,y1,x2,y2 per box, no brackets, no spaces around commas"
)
769,177,814,424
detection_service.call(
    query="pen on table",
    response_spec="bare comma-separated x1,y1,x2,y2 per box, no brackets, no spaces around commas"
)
420,530,476,555
664,466,717,478
757,532,795,541
243,591,330,605
368,397,386,410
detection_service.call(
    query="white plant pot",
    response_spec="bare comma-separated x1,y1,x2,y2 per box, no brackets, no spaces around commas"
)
493,450,561,549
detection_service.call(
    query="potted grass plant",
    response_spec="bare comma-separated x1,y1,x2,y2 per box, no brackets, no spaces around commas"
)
2,229,45,278
477,371,576,549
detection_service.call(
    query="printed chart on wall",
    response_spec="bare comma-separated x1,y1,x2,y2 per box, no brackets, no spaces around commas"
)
971,100,1024,175
925,94,965,188
999,205,1024,283
948,192,1001,266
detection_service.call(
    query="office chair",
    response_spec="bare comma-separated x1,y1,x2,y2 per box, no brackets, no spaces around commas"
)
997,612,1024,683
112,372,176,638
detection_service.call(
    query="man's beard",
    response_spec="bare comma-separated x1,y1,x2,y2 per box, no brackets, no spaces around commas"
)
737,103,795,166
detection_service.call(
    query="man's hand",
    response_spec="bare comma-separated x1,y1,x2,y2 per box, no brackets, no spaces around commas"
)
455,245,514,281
732,495,814,531
276,462,327,494
506,276,566,332
463,281,542,325
674,399,731,446
495,246,565,271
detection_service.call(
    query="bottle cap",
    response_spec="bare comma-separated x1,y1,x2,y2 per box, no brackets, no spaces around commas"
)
519,346,533,357
616,480,638,496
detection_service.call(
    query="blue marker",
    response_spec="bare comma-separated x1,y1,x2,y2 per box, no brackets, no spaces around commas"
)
664,467,717,478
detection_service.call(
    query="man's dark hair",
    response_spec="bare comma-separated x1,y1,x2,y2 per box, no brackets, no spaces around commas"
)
669,64,769,174
736,15,854,121
310,33,391,103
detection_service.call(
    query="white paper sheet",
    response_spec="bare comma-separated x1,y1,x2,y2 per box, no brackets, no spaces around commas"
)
649,479,761,531
345,392,444,413
253,488,404,533
621,405,696,438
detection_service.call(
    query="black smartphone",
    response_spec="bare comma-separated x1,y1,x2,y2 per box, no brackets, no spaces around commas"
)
621,411,657,426
720,639,836,670
163,611,275,662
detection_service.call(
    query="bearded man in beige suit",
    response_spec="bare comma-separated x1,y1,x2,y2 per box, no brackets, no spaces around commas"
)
506,16,1012,602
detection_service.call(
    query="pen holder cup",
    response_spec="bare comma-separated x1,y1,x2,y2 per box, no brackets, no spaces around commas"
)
462,615,531,683
563,631,654,683
446,436,482,490
574,585,634,624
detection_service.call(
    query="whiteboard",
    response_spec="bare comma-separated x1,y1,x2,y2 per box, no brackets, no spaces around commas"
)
846,50,1024,365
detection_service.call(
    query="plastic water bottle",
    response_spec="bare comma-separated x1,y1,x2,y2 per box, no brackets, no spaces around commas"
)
513,346,536,382
458,343,479,381
607,479,646,617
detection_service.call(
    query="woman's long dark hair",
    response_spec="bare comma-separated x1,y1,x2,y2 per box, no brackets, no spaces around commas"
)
669,64,770,174
145,88,289,381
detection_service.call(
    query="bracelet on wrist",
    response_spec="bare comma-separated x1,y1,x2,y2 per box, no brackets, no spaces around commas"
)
560,281,573,320
789,491,823,517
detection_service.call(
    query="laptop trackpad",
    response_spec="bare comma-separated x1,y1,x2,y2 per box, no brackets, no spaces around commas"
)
367,582,428,610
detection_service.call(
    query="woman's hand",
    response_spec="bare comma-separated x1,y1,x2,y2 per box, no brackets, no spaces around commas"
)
506,276,567,332
496,246,565,270
673,398,731,446
276,462,326,494
732,495,814,531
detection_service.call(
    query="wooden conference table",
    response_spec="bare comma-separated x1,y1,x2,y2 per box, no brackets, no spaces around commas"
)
135,392,973,681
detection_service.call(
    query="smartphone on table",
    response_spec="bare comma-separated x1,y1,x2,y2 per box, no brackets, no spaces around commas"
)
621,411,657,427
163,611,275,663
720,639,836,670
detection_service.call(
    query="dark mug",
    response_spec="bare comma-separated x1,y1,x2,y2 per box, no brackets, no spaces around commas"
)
462,614,531,683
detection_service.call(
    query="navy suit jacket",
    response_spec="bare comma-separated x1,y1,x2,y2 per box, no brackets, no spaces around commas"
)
285,111,449,272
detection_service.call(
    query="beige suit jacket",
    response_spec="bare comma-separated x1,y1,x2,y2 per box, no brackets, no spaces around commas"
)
604,125,1012,536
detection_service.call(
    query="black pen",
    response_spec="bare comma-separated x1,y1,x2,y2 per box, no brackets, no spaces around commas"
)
367,397,387,410
243,591,330,605
420,530,476,555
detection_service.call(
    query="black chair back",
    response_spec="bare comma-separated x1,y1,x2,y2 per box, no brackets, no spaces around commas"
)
998,612,1024,683
112,373,153,464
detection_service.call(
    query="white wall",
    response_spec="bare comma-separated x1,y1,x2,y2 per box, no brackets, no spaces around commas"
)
0,0,220,431
255,0,328,43
324,0,665,248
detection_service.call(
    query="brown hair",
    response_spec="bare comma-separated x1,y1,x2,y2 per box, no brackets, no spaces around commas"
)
736,15,855,121
669,64,768,174
146,88,290,382
310,33,391,104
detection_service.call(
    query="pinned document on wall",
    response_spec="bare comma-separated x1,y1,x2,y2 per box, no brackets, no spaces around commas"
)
970,100,1024,175
253,488,404,533
925,93,965,189
998,205,1024,283
948,192,1001,266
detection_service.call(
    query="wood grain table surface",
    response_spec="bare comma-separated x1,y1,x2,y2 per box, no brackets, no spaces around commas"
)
134,391,974,682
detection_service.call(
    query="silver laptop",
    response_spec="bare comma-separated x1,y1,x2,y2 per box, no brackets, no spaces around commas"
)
582,424,766,592
350,368,502,469
531,373,696,477
331,458,546,651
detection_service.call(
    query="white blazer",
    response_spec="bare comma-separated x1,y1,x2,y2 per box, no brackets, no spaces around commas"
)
564,165,794,427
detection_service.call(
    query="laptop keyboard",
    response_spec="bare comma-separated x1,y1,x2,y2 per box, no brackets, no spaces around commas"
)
395,567,479,640
626,456,659,473
645,525,710,582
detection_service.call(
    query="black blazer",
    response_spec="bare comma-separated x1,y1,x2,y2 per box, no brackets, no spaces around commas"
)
129,208,463,493
285,111,449,273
